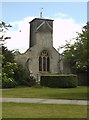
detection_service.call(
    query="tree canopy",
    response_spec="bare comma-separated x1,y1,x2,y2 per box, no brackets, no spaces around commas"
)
60,23,88,73
0,21,11,46
2,46,36,88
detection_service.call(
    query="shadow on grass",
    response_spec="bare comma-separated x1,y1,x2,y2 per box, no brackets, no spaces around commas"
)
46,93,88,100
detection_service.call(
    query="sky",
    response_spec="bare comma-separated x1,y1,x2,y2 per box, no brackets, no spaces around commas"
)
1,2,87,53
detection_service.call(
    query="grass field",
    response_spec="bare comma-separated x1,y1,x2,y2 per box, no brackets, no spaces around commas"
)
1,86,88,100
2,102,88,118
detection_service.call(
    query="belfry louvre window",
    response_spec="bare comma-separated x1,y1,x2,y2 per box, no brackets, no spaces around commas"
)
39,50,50,72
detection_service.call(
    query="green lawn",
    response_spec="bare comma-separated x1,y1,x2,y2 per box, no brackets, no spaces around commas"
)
1,86,88,100
2,102,88,118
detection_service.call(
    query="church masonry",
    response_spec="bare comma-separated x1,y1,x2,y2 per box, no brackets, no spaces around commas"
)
14,18,71,80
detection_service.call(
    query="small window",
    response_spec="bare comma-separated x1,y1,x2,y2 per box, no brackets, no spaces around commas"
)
39,56,42,71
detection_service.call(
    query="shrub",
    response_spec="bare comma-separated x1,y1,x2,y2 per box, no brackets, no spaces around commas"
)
14,64,36,87
2,73,17,88
40,74,78,88
2,46,36,88
22,76,37,87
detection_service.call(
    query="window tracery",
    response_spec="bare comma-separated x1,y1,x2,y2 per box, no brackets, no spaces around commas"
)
39,50,50,72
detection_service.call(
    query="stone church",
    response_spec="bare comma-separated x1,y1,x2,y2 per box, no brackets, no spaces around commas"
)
15,17,71,80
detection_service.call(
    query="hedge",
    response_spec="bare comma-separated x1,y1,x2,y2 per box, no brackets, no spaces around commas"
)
40,74,78,88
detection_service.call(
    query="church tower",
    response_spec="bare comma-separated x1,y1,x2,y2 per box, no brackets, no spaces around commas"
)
15,17,62,78
29,18,53,48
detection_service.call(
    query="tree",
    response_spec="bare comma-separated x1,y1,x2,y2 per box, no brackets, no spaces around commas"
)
2,46,36,88
60,23,88,73
0,21,12,79
0,21,36,88
2,46,15,65
2,46,18,88
0,21,12,46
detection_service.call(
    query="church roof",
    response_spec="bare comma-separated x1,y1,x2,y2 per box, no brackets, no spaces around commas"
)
29,18,54,23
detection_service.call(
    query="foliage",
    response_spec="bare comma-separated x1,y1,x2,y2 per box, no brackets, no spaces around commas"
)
40,74,78,88
2,72,17,88
0,21,36,88
0,21,11,46
0,21,12,88
13,64,36,86
2,46,36,88
2,62,17,78
2,62,18,88
60,23,88,72
2,46,15,65
2,62,36,88
2,46,17,88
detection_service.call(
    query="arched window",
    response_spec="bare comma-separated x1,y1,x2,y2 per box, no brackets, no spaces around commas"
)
39,50,50,72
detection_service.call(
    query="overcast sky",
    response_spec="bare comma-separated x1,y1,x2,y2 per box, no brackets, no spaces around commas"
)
1,2,87,53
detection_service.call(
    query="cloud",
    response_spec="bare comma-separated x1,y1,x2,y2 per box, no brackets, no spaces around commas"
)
5,16,34,52
5,16,83,53
53,18,83,49
55,12,68,18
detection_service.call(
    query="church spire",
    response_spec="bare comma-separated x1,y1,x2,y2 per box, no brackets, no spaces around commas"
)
40,8,43,18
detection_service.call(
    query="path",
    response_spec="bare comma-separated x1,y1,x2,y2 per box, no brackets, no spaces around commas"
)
0,98,88,105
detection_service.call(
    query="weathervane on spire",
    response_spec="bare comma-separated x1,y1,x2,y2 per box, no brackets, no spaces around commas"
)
40,8,43,18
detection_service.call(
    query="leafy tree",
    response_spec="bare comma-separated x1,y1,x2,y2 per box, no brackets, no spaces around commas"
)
0,21,36,88
0,21,12,83
13,64,36,86
2,47,18,88
2,46,36,88
0,21,12,46
60,23,88,72
2,46,15,65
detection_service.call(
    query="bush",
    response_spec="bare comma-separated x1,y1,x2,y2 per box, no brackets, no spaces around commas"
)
14,64,36,87
2,73,17,88
2,46,36,88
22,76,37,87
40,74,78,88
